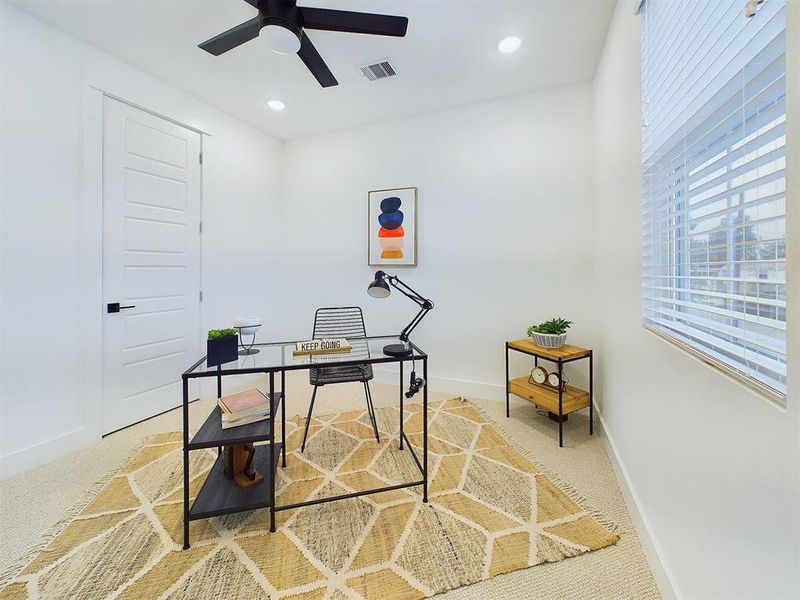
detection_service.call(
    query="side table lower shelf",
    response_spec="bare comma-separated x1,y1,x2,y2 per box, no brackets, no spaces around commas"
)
189,443,283,521
508,376,590,416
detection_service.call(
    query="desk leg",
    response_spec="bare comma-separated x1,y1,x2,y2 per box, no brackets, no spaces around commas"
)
505,343,509,418
558,361,564,448
423,356,428,503
399,359,404,451
269,372,276,533
589,351,594,436
182,377,190,550
281,369,287,467
216,370,222,457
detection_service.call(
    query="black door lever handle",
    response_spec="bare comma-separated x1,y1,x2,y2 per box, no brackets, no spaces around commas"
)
107,302,136,313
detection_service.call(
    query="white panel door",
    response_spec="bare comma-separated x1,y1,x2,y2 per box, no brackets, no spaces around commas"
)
102,97,201,434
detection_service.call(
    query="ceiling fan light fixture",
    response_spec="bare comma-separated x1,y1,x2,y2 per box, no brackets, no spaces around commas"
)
198,0,409,88
260,24,302,55
498,36,522,54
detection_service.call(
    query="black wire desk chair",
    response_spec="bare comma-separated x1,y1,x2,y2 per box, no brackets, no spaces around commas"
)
300,307,380,452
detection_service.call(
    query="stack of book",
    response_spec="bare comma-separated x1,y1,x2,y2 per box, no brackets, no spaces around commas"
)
218,388,271,430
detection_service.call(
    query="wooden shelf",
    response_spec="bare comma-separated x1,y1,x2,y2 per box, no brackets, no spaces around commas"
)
188,392,283,450
507,339,590,362
508,376,590,415
189,443,283,521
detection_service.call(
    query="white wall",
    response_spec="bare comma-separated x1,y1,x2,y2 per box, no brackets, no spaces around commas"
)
0,3,283,477
3,3,799,597
278,84,597,397
592,1,800,599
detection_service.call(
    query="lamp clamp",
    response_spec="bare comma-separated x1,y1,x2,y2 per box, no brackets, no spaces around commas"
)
405,370,425,398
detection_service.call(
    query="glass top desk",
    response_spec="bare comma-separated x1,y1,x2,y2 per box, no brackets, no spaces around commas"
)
180,336,428,549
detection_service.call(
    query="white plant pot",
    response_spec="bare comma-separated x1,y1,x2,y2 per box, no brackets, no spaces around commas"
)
234,316,262,336
530,332,567,349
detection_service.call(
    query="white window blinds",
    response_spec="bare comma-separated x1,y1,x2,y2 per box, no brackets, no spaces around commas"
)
641,0,787,399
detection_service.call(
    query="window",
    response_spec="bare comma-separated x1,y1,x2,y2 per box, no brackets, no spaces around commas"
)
640,0,787,400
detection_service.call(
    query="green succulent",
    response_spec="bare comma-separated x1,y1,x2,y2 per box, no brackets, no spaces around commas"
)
527,317,572,336
208,328,237,340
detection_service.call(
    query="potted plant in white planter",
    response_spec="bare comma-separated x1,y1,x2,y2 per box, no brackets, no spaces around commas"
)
527,317,572,349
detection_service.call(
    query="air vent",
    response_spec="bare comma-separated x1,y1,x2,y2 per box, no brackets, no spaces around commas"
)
359,60,397,82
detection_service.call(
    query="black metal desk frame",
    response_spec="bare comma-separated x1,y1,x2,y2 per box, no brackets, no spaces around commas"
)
181,336,428,549
505,343,593,447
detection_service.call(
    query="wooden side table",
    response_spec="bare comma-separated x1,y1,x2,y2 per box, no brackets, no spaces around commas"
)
505,339,593,447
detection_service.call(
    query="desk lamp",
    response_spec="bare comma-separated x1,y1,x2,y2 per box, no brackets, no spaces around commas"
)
367,270,433,357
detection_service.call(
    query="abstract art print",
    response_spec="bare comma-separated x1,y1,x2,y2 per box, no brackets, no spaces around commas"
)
368,187,417,266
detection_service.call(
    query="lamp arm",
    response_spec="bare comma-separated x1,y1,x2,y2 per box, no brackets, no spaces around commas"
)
375,272,434,347
387,276,432,308
399,304,431,343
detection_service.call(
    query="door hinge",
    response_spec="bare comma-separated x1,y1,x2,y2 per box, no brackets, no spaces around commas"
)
199,152,203,164
199,221,203,234
199,290,203,302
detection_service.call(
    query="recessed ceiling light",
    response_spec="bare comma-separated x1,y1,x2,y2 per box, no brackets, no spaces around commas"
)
498,36,521,54
266,100,286,112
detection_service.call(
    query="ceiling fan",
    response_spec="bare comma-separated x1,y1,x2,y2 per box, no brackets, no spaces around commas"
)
198,0,409,88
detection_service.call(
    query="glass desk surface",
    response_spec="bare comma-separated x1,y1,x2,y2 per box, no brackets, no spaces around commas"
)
183,336,427,377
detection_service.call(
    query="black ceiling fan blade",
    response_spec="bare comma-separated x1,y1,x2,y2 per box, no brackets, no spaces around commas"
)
199,16,262,56
301,7,408,37
297,33,338,88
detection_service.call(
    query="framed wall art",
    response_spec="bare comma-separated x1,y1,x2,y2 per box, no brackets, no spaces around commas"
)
368,186,417,267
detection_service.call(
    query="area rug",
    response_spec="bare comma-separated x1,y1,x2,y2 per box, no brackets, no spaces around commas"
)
0,398,618,600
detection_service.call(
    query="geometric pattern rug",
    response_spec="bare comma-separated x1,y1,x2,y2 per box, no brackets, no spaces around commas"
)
0,398,618,600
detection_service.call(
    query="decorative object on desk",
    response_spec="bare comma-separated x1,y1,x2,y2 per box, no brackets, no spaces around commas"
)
368,187,417,266
233,316,262,355
293,338,353,356
206,328,238,367
6,399,621,600
527,316,572,349
367,270,433,356
218,388,270,429
221,443,263,489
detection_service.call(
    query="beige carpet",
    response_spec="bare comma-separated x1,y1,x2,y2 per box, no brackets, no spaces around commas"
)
0,398,620,599
0,374,661,598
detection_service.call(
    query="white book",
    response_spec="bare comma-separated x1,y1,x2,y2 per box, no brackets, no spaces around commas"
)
221,408,269,423
220,413,269,430
219,403,270,420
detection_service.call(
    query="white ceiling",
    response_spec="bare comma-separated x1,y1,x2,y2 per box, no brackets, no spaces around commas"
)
10,0,615,140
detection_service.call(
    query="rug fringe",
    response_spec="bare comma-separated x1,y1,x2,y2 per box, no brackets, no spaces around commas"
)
460,397,622,538
0,436,152,588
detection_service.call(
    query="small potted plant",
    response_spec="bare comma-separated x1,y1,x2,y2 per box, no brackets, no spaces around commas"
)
527,317,572,349
207,328,238,367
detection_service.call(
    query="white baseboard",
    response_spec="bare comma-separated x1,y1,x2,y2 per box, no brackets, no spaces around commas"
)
596,410,682,600
0,427,96,480
373,368,505,401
